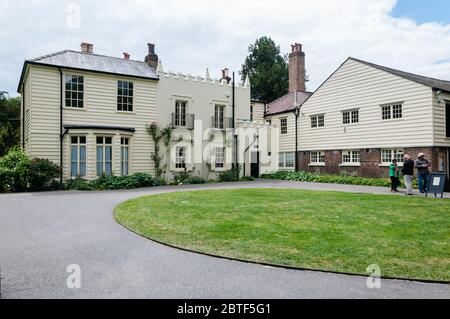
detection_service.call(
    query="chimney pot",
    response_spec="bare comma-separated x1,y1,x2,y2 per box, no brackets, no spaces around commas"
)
81,42,93,54
123,52,130,60
147,43,155,54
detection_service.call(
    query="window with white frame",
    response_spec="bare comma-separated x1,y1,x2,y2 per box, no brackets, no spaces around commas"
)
310,151,325,164
214,104,225,129
311,114,325,128
65,75,84,108
279,152,295,168
175,100,187,126
121,138,130,176
280,117,288,134
70,136,86,177
96,136,112,176
381,149,404,164
382,103,402,120
342,150,360,164
215,147,225,169
117,80,133,112
175,146,186,169
343,109,359,124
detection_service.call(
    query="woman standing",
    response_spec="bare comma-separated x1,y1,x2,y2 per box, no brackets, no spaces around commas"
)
389,159,400,193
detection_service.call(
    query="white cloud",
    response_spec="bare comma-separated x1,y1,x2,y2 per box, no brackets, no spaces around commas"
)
2,0,450,96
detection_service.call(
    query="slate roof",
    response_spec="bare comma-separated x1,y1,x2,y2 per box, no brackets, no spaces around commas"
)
18,50,158,91
350,57,450,92
265,90,312,116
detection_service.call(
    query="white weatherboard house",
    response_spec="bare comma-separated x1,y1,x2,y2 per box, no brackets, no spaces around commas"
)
265,45,450,183
17,43,276,181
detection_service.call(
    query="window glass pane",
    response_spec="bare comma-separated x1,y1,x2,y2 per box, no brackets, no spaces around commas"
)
105,162,112,176
80,146,86,162
105,137,112,144
285,152,294,167
96,137,103,144
71,163,77,177
279,152,285,167
105,146,112,161
97,146,103,161
71,146,77,162
80,136,86,144
79,162,86,177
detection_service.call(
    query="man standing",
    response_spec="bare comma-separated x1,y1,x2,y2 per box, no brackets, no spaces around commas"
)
414,153,431,193
402,154,414,195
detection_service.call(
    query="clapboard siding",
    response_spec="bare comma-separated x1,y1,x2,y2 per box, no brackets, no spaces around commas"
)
27,65,157,179
432,92,450,146
266,113,295,152
251,102,265,122
299,59,434,150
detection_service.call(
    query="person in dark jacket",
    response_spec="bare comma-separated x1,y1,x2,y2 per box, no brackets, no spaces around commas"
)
415,153,431,193
401,154,415,195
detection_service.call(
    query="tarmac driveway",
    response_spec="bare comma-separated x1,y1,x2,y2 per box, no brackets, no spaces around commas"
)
0,180,449,298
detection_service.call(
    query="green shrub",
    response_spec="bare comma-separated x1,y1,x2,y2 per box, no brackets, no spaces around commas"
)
173,171,191,185
28,158,61,191
261,170,393,187
65,177,93,191
0,147,31,192
184,176,207,184
219,165,240,182
240,176,255,181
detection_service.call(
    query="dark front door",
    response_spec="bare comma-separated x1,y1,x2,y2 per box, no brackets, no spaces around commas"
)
251,151,260,178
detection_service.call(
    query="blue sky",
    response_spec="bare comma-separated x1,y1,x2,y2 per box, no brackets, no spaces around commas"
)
392,0,450,24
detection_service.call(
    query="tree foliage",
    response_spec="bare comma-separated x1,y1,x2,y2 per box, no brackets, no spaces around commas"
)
240,36,289,103
0,93,21,156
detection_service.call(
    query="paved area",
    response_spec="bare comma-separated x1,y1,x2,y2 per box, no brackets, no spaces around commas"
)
0,180,449,299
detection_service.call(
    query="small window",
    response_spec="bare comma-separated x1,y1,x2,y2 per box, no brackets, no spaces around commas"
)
342,150,360,163
117,80,133,112
382,103,402,120
214,105,225,129
311,114,324,128
343,110,359,124
310,151,325,164
175,146,186,169
280,117,288,135
215,147,225,169
279,152,294,168
70,136,86,177
381,149,404,164
65,75,84,108
175,101,187,127
96,136,113,176
121,138,130,176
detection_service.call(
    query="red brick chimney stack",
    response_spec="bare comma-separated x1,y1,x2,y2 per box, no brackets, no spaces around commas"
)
80,42,93,54
289,42,306,92
145,43,158,69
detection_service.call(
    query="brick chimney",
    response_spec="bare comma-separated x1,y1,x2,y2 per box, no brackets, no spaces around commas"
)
288,43,305,92
145,43,158,69
123,52,130,60
220,68,231,84
80,42,93,54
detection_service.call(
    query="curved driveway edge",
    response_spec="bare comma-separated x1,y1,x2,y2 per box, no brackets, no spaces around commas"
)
1,180,449,298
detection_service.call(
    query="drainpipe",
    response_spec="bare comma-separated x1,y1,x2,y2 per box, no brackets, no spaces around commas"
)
59,69,64,184
294,108,300,171
232,72,238,176
22,81,26,149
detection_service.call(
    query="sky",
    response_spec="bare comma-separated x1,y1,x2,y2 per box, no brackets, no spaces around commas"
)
2,0,450,97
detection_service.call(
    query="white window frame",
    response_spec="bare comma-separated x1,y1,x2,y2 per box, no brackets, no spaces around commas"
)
279,152,295,169
117,80,134,112
381,103,403,120
381,149,404,165
280,117,288,135
310,151,325,164
70,136,86,177
343,109,359,124
341,150,360,165
175,146,186,169
96,136,113,176
311,114,325,128
214,104,225,129
121,137,130,176
175,100,187,127
215,147,225,169
65,74,84,108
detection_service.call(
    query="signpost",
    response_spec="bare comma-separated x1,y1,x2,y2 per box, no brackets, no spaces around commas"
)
426,172,447,198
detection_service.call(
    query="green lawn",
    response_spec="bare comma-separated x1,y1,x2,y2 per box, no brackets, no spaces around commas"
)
114,189,450,281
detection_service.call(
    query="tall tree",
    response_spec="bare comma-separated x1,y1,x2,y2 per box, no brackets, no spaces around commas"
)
0,93,21,156
240,36,289,103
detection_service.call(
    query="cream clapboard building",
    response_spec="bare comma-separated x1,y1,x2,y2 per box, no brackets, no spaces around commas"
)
18,43,276,181
265,43,450,181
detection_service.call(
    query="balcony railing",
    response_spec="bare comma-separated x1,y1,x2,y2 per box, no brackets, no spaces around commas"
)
211,116,233,129
171,113,195,130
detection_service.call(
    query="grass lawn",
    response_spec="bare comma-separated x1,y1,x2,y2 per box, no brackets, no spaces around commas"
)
114,189,450,281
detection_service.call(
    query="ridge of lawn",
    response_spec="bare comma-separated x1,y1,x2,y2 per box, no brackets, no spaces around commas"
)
114,189,450,281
